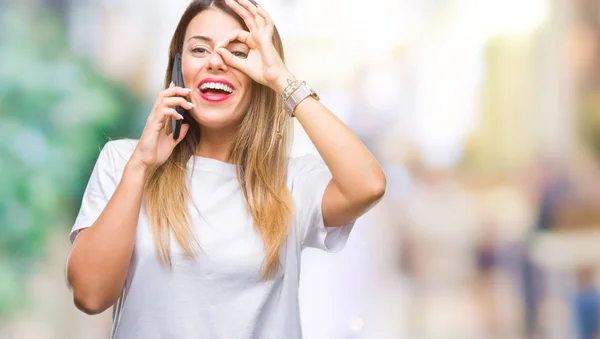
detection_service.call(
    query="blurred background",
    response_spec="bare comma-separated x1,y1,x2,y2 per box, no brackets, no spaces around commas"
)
3,0,600,338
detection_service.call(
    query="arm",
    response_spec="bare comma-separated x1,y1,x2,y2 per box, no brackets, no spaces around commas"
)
217,0,386,226
67,162,149,315
274,76,387,227
66,85,191,315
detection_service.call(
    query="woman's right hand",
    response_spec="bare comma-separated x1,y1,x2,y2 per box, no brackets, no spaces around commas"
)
130,83,195,172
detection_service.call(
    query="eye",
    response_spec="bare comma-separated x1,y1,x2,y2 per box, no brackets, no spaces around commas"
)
191,47,209,54
232,51,248,59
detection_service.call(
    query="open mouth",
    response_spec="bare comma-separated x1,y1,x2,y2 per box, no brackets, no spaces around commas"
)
199,82,234,95
198,81,235,102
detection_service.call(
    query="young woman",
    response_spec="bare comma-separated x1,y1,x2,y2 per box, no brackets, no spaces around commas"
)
66,0,386,338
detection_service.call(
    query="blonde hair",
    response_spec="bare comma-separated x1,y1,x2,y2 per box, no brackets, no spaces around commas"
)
144,0,292,279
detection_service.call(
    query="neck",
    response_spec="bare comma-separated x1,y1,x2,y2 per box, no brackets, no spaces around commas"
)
195,127,235,164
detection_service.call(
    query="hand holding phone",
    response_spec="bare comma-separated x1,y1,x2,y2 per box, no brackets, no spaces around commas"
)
128,54,193,171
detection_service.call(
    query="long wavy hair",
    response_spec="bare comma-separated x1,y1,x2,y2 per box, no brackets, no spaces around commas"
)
144,0,293,278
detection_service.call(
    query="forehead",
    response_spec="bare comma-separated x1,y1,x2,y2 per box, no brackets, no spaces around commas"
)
184,8,244,42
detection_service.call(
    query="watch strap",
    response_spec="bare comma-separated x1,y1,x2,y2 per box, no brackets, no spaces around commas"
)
282,81,319,117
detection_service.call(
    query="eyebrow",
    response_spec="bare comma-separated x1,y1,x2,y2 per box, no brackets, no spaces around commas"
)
187,35,246,45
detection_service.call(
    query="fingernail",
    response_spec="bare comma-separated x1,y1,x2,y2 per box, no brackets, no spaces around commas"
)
170,81,174,87
184,88,192,92
178,114,184,120
187,102,195,107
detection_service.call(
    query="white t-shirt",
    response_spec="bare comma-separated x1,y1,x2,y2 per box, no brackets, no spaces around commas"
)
69,139,355,339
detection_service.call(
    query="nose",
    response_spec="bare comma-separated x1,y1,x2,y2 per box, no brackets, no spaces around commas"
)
206,50,228,72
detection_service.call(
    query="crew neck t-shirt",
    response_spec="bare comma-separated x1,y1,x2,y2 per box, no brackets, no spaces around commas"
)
69,139,355,339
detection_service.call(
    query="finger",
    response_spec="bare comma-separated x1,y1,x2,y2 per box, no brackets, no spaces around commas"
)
158,107,183,121
238,0,266,32
147,107,183,132
215,47,246,71
170,123,190,144
150,107,184,124
161,96,195,110
216,29,252,49
224,0,256,31
238,0,258,14
256,5,274,27
161,86,193,98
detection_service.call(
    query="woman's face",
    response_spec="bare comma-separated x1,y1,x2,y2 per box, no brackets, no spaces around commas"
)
182,8,252,131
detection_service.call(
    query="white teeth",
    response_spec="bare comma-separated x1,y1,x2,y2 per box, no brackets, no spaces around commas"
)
199,82,233,93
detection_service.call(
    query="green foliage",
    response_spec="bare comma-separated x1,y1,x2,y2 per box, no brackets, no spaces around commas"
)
0,6,143,318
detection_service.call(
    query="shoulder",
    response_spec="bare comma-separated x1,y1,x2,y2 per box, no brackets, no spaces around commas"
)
98,138,139,170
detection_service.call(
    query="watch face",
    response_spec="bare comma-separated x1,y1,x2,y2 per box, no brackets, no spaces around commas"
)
284,82,320,117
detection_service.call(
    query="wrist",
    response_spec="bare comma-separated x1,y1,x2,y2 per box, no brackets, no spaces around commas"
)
125,158,152,181
272,72,297,95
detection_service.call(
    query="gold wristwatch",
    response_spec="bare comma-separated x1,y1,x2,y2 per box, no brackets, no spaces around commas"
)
282,80,320,117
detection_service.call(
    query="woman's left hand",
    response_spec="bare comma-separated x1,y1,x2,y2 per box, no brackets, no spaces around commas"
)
216,0,292,93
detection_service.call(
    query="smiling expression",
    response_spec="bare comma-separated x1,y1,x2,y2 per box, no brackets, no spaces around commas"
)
181,7,253,131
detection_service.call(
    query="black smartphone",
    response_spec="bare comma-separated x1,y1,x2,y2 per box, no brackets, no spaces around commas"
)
171,52,190,139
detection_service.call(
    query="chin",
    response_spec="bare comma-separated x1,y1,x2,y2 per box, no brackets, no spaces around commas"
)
191,108,242,130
